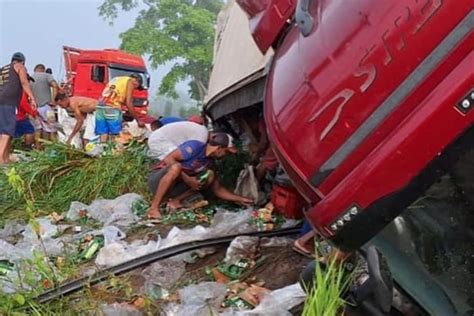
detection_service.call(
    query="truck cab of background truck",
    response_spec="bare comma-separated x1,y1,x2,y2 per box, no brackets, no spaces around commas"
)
238,0,473,314
63,46,151,119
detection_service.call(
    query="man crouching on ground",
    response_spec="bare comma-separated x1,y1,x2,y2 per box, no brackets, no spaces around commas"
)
55,93,97,145
147,133,254,219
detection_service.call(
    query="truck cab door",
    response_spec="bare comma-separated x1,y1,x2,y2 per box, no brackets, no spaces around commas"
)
72,63,107,99
237,0,296,53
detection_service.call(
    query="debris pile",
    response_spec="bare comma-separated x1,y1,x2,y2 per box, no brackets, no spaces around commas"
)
0,192,307,315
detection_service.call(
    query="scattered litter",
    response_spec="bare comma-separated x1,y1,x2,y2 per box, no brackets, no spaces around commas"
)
179,282,227,316
210,267,230,284
259,237,293,248
95,239,161,268
161,208,215,226
78,235,104,261
102,226,126,245
184,247,217,264
238,285,270,307
234,165,259,203
17,217,69,257
47,212,64,224
0,220,26,241
101,302,144,316
221,283,306,316
248,203,286,232
142,258,186,299
66,194,143,229
224,236,259,264
244,283,306,315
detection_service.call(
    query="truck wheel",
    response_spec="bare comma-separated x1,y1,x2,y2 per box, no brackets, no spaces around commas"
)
300,260,317,290
450,148,474,206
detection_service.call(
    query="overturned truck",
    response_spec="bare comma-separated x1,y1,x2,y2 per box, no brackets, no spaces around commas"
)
205,0,474,315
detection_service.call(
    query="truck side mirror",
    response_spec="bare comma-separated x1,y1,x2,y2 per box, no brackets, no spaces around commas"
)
91,66,105,83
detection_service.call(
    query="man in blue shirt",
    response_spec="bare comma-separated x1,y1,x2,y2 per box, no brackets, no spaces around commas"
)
146,132,254,219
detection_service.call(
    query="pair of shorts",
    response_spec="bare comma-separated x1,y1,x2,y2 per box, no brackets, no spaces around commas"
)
14,119,35,138
148,166,190,199
0,105,17,136
95,105,122,135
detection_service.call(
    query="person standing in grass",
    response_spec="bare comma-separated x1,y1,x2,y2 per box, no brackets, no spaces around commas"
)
30,64,59,141
96,74,145,143
0,52,37,165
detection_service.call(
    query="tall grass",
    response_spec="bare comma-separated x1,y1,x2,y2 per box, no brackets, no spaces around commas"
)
0,141,150,224
302,257,350,316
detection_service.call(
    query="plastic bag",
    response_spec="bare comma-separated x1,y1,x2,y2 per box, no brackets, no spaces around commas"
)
160,226,208,250
0,240,31,261
142,258,186,299
209,209,255,237
101,303,143,316
66,201,90,221
18,217,67,257
243,283,306,316
102,226,126,245
0,220,26,242
66,194,143,229
159,209,254,252
179,282,227,316
224,236,259,264
234,165,259,202
95,239,160,268
259,237,293,248
57,107,83,149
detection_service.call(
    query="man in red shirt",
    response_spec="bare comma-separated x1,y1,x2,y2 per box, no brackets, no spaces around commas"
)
15,92,37,148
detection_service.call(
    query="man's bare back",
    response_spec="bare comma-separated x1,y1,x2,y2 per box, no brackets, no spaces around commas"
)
69,96,97,114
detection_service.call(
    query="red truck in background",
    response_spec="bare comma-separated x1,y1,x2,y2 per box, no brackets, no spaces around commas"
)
63,46,151,118
237,0,473,315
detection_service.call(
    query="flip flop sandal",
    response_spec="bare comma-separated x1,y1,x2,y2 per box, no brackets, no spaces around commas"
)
292,241,315,258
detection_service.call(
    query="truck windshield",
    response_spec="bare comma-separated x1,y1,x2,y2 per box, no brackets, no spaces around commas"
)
109,67,149,89
371,180,474,315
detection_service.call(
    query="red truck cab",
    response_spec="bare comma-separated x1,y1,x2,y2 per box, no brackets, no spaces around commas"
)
239,0,473,248
63,46,150,118
238,1,473,314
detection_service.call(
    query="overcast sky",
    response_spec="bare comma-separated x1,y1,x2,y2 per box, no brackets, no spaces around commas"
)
0,0,182,97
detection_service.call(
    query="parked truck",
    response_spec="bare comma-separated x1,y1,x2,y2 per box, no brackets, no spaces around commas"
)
63,46,151,119
230,0,473,315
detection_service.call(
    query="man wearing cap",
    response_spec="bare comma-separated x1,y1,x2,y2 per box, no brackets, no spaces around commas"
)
0,52,37,164
147,132,254,218
96,74,145,142
30,64,59,140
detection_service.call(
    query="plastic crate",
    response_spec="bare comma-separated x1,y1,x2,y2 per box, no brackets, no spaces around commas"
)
271,184,304,219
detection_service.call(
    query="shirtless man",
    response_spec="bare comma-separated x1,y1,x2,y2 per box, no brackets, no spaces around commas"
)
55,93,97,145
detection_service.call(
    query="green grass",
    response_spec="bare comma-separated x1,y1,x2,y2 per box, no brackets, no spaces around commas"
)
302,257,351,316
0,141,151,224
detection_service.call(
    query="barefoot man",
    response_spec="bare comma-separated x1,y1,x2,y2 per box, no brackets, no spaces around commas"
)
0,52,37,165
147,133,254,219
55,93,97,145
